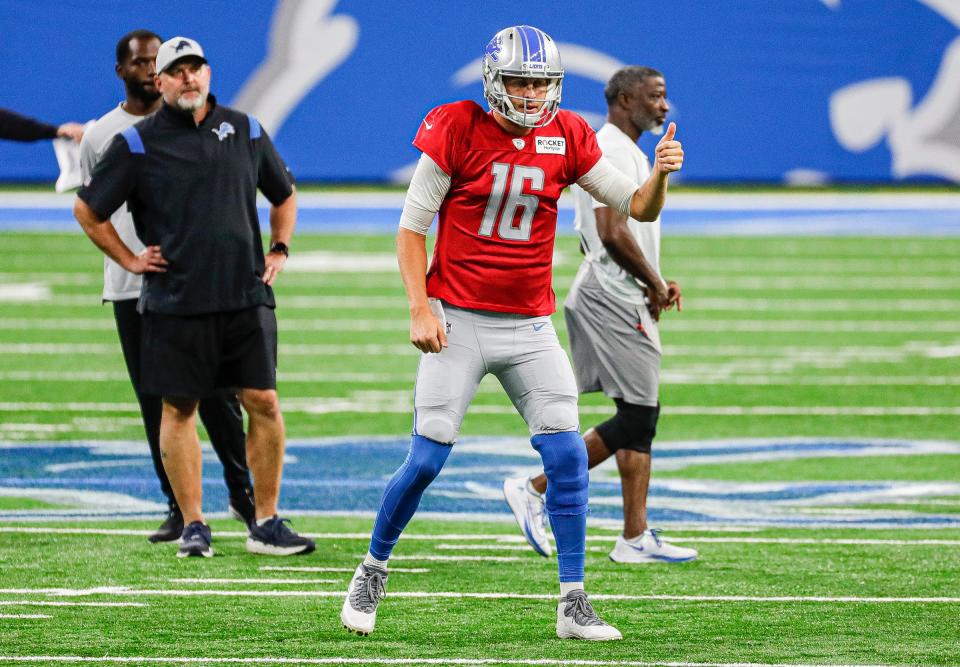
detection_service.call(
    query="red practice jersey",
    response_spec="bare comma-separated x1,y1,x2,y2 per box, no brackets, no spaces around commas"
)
413,101,602,316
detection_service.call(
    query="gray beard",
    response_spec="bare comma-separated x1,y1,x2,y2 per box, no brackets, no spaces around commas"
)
176,94,205,112
632,112,661,134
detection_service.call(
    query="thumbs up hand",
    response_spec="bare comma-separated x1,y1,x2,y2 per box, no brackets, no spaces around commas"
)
654,122,683,174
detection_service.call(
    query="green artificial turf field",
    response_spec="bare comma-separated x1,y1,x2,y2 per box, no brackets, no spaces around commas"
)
1,231,958,666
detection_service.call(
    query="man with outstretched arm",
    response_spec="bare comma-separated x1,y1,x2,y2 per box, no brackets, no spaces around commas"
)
504,66,697,565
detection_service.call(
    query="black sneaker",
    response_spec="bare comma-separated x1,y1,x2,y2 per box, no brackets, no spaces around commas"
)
246,516,315,556
228,487,256,530
177,521,214,558
148,505,184,544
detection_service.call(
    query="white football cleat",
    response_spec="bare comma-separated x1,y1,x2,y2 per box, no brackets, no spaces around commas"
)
608,529,698,564
556,590,622,641
341,562,388,636
503,476,551,558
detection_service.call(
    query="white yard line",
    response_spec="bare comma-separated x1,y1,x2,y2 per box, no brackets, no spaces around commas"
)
689,298,960,312
169,578,339,585
0,657,921,667
436,544,532,551
259,566,429,574
4,341,959,362
0,587,957,604
680,276,960,290
373,555,524,562
2,528,959,546
438,537,960,547
0,343,417,356
0,371,415,383
657,406,960,416
652,536,960,545
8,188,960,208
0,601,145,607
0,319,413,332
0,614,50,619
6,402,958,417
659,375,960,386
2,369,959,387
42,294,960,310
6,318,960,333
664,320,960,333
664,259,960,274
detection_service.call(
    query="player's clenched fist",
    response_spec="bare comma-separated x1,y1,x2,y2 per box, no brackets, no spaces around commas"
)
655,122,683,173
409,307,447,354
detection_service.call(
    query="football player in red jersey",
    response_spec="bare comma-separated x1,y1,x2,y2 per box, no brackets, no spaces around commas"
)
342,25,683,640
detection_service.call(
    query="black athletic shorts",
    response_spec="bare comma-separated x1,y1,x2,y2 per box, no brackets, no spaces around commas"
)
141,305,277,399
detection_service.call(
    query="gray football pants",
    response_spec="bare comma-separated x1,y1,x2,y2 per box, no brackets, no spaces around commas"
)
413,302,580,443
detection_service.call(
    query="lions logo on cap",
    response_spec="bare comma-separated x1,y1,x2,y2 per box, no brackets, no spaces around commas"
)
174,39,192,52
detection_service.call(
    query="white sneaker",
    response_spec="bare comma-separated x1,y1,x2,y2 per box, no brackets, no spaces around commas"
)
341,563,388,635
503,476,551,557
608,529,698,564
556,590,622,641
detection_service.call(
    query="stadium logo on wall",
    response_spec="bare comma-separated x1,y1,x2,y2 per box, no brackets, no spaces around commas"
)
2,437,959,528
829,0,960,182
231,0,359,138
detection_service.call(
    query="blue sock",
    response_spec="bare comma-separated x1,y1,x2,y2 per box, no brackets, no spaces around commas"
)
369,435,452,560
531,431,588,583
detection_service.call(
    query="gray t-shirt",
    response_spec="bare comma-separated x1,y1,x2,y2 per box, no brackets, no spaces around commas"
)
79,104,153,301
571,122,662,305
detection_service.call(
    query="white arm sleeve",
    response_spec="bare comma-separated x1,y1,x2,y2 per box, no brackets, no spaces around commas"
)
398,153,452,235
575,156,639,217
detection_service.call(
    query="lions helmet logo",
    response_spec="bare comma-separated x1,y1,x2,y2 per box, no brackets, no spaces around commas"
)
484,34,503,63
174,39,192,52
212,122,235,142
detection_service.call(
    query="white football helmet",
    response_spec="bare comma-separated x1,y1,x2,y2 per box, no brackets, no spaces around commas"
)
482,25,564,128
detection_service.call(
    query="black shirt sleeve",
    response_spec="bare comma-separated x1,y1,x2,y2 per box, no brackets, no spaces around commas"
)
253,121,295,206
0,108,59,142
77,133,138,220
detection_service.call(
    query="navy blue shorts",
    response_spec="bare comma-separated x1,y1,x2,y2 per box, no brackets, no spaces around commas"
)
141,305,277,399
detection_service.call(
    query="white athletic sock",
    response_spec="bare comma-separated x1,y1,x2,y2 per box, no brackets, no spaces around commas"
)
256,515,276,527
364,552,389,570
525,478,544,498
560,582,584,597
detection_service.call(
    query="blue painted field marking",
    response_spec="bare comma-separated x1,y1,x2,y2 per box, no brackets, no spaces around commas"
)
2,191,960,235
1,437,958,527
2,207,960,235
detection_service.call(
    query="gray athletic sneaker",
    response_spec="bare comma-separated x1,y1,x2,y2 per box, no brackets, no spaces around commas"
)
555,590,622,640
341,562,388,635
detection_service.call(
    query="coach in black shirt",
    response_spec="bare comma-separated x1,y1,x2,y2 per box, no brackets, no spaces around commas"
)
74,36,314,559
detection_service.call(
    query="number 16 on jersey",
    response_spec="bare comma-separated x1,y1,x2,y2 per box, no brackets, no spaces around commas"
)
478,162,545,241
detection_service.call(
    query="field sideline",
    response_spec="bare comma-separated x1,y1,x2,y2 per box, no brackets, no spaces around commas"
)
1,193,959,665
